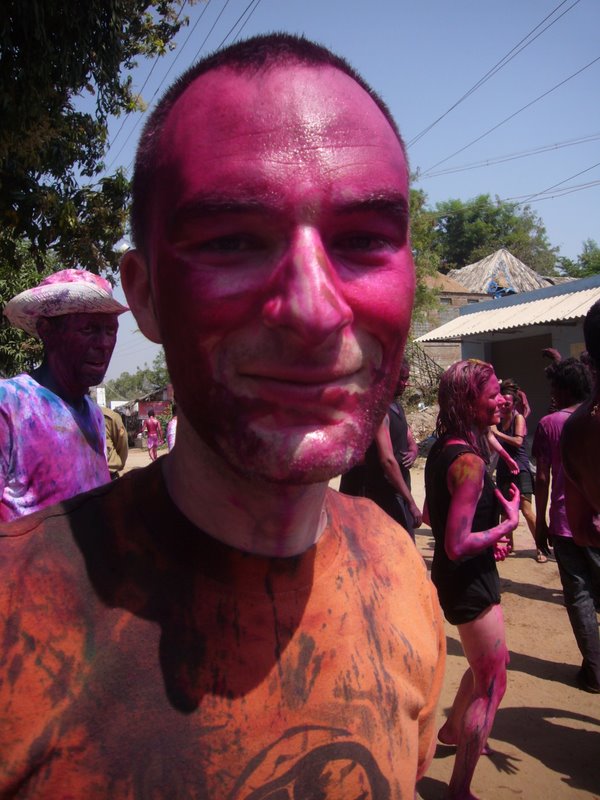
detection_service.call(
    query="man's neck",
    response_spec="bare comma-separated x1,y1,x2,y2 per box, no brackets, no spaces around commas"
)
163,417,329,558
30,364,87,410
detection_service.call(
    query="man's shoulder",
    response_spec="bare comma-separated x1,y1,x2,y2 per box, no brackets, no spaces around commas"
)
0,373,33,402
0,461,155,544
536,409,567,433
327,489,426,571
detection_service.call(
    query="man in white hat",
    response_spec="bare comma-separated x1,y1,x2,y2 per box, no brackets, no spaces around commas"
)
0,268,128,520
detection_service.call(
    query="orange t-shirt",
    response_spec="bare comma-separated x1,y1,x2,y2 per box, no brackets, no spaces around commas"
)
0,460,444,798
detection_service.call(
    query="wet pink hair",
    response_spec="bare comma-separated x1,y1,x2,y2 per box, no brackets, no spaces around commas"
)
436,359,495,459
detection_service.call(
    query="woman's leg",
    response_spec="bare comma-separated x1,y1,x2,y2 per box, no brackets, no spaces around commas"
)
521,494,546,560
520,495,536,540
446,604,508,800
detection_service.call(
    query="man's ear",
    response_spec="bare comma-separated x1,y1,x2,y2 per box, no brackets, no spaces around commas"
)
120,249,162,344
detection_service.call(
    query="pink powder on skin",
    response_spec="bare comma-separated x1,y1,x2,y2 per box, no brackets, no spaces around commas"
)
140,64,414,485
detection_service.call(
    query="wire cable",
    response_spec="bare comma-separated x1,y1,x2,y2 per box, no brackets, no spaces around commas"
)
104,0,190,171
407,0,582,148
215,0,261,48
420,53,600,176
421,132,600,178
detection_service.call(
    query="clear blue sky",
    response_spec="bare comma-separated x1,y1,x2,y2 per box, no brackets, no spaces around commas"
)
104,0,600,379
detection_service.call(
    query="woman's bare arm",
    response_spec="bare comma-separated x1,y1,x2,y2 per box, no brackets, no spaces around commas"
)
445,453,520,562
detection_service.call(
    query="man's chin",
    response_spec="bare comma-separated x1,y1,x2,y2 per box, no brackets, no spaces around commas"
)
215,424,370,487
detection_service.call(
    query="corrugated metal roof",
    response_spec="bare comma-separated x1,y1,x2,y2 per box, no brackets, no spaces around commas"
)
416,286,600,342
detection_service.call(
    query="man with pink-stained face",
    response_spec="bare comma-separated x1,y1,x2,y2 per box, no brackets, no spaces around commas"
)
0,269,127,520
0,35,444,798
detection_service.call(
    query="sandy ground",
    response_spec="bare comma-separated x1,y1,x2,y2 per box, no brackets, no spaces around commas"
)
124,448,600,799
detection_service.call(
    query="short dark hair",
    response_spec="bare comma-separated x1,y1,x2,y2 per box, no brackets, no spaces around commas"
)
545,357,592,402
130,32,405,256
583,299,600,370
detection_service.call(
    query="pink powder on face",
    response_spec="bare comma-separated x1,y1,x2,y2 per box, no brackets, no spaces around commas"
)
148,64,414,483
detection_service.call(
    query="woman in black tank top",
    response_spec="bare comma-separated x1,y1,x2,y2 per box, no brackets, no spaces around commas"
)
424,360,520,799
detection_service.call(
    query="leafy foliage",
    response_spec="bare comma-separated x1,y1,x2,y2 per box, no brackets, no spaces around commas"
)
105,350,169,402
432,194,558,274
559,239,600,278
0,1,187,275
0,241,58,377
410,188,442,319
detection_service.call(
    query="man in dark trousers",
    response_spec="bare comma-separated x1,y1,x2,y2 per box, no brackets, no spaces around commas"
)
534,357,600,693
340,357,422,537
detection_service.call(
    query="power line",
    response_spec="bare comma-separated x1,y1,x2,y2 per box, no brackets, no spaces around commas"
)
215,0,262,48
512,179,600,203
517,160,600,204
420,53,600,177
420,132,600,178
190,0,234,63
119,0,236,176
407,0,582,149
111,0,218,173
105,1,214,172
104,0,190,171
231,0,262,41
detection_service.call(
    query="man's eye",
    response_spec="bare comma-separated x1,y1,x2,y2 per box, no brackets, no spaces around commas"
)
201,235,259,253
336,234,388,252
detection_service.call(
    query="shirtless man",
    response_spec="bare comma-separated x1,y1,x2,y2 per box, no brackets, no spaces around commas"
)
0,269,127,519
0,34,444,798
142,408,163,461
562,299,600,547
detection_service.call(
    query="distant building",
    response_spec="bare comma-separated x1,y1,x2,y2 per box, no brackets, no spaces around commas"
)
412,272,490,370
447,247,566,297
416,273,600,437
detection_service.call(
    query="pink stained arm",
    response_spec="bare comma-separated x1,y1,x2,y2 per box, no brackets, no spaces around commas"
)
493,413,526,449
445,452,519,562
487,429,518,474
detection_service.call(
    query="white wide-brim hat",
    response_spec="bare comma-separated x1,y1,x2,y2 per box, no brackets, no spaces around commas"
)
3,268,129,338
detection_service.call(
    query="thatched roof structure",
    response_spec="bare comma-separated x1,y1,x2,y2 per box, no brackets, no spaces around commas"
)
447,248,553,296
423,272,478,294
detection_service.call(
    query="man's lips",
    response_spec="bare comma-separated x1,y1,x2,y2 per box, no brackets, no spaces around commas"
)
237,369,363,411
84,359,109,372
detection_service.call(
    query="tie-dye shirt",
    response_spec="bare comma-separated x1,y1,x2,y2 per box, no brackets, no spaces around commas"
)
0,374,109,520
0,460,445,798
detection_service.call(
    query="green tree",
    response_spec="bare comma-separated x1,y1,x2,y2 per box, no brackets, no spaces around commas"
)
409,187,441,319
557,240,600,278
0,1,188,275
433,194,558,274
105,349,169,402
0,240,58,377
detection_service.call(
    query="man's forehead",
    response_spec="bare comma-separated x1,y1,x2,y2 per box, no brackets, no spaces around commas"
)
163,62,403,155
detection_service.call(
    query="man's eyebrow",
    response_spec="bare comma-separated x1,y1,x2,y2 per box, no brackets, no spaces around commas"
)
332,193,409,221
170,191,279,223
168,190,410,229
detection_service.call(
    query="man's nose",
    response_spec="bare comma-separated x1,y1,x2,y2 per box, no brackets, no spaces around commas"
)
261,228,353,345
93,329,117,351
